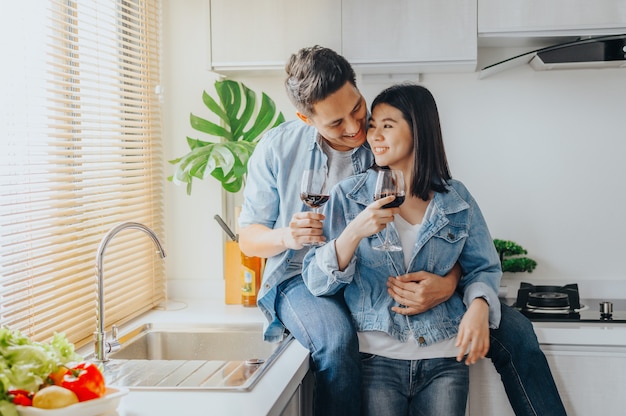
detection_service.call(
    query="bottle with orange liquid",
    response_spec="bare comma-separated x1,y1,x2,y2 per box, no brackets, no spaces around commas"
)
241,253,263,307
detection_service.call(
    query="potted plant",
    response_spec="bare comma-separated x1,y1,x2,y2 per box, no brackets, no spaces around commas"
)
168,80,284,305
493,239,537,274
168,79,285,194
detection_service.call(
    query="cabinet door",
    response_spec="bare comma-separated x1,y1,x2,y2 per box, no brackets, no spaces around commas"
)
210,0,341,71
468,345,626,415
342,0,477,73
479,0,626,35
545,345,626,415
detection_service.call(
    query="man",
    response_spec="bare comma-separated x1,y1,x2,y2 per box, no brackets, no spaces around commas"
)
238,45,566,416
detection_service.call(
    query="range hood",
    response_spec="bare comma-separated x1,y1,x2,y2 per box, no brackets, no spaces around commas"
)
480,34,626,78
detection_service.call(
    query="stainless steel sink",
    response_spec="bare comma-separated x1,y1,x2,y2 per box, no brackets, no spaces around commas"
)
95,322,292,391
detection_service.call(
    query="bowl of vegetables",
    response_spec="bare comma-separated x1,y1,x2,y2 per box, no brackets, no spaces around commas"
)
0,327,126,416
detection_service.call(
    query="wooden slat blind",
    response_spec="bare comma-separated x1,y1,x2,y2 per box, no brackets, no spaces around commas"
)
0,0,164,348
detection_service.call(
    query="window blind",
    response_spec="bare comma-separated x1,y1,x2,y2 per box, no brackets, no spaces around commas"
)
0,0,164,348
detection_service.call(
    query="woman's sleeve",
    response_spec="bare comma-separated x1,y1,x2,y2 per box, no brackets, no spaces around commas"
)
457,191,503,329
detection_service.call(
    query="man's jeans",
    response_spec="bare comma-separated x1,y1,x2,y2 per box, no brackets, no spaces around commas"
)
489,304,567,416
276,276,567,416
276,276,361,416
361,355,468,416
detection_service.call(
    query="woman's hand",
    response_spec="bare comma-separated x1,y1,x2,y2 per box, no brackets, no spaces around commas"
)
456,297,490,365
343,195,399,241
334,195,399,270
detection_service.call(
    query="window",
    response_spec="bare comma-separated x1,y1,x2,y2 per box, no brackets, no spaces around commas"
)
0,0,164,348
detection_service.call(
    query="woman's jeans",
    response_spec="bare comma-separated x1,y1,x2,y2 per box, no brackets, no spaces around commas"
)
276,276,567,416
276,275,361,416
361,355,468,416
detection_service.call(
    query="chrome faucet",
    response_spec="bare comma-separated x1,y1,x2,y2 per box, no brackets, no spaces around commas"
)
94,222,166,361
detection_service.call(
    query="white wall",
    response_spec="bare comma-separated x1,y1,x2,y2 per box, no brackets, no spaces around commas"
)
162,0,626,301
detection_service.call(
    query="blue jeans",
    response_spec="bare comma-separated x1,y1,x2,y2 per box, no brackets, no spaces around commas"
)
489,304,567,416
361,354,468,416
276,275,361,416
277,277,566,416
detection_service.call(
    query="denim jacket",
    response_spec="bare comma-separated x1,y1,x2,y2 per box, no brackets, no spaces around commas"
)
302,170,502,346
238,120,374,342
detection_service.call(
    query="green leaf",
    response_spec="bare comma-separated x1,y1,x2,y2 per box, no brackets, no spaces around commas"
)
202,89,228,122
231,85,256,140
189,113,231,140
169,79,285,194
216,80,244,136
186,136,213,150
243,93,277,142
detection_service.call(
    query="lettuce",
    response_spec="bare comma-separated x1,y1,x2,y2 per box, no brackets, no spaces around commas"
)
0,327,82,415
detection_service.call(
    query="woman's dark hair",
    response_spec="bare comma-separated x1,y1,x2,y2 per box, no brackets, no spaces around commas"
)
371,83,451,201
284,45,356,117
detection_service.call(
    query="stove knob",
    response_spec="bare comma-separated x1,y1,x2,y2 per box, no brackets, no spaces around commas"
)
599,301,613,319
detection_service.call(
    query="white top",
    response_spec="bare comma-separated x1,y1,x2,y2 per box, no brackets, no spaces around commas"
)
357,213,461,360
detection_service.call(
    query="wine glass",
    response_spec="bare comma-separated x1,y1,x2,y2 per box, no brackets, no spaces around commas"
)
373,169,405,251
300,169,329,246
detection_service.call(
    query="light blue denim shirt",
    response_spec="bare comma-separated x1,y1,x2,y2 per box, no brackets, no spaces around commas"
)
302,170,502,346
238,120,374,342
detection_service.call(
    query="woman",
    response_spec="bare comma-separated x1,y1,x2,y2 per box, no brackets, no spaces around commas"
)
302,83,502,416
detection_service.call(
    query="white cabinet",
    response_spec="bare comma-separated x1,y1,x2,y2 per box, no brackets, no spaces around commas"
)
479,0,626,36
279,370,313,416
341,0,477,73
209,0,341,72
208,0,477,74
468,344,626,415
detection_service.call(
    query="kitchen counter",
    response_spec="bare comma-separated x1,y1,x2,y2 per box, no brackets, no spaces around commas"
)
77,300,310,416
501,297,626,347
83,297,626,415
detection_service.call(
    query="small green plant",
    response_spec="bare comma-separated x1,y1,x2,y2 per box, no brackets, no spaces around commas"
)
493,239,537,273
169,80,285,194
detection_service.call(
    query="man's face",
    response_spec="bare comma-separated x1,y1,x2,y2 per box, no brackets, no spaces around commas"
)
298,82,368,151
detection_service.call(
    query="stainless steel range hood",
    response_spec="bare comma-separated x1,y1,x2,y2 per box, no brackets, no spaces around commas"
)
480,34,626,78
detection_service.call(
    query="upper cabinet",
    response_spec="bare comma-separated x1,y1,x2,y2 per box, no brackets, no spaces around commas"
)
479,0,626,36
208,0,625,74
342,0,477,74
209,0,477,74
209,0,341,72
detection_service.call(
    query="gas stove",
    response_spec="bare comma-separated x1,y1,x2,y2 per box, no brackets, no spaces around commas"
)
512,282,626,323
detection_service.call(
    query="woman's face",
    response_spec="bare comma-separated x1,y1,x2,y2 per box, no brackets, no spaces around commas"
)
367,103,414,171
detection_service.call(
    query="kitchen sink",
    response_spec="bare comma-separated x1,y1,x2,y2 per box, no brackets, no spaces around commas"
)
94,322,292,391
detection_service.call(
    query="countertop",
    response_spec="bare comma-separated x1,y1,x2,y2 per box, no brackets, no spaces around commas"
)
503,297,626,347
84,297,626,415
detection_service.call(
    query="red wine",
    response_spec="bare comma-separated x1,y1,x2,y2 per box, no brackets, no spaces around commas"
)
374,193,405,208
300,192,330,209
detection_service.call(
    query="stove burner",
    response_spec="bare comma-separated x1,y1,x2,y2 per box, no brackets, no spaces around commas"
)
516,282,581,320
528,291,570,308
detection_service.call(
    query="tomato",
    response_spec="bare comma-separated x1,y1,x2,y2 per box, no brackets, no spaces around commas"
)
8,389,33,406
60,362,106,402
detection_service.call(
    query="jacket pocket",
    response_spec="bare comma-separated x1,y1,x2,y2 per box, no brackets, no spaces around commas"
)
428,225,468,275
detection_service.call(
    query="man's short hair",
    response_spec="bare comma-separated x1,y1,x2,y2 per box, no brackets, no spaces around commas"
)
284,45,356,117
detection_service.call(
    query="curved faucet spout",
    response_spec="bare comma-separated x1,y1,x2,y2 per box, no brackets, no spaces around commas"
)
95,222,166,362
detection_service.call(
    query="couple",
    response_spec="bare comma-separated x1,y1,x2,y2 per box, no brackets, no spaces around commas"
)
238,46,566,416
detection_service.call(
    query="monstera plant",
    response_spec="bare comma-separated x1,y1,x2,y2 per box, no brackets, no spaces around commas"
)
169,80,285,194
